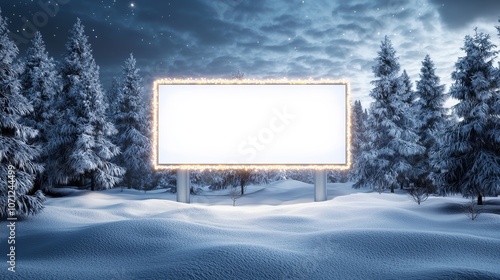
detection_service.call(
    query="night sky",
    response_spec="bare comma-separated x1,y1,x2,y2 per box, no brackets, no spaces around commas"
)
3,0,500,107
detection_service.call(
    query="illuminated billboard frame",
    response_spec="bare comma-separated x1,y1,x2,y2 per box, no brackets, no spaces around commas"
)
152,78,351,171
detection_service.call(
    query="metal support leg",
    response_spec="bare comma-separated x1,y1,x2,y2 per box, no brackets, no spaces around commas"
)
314,169,327,202
177,169,190,203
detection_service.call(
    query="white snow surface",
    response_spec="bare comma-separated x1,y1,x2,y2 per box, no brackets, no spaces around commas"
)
3,181,500,279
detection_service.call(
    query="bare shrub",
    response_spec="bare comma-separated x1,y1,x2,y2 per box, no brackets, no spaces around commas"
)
409,187,430,205
463,197,482,221
229,186,245,206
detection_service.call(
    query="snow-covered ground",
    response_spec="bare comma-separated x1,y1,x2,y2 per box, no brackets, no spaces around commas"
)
3,181,500,279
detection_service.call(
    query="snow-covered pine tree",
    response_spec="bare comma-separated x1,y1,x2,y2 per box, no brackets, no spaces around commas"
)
48,18,124,191
397,70,422,188
0,10,45,217
349,100,366,181
433,30,500,205
114,54,153,190
106,76,121,119
21,31,61,191
414,55,447,193
399,70,417,113
353,36,424,193
351,100,365,159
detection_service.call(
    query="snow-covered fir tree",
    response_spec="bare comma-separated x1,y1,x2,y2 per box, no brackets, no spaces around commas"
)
414,55,447,193
349,100,367,181
106,76,121,119
114,54,153,190
399,70,420,135
48,18,124,191
20,31,61,191
328,170,349,183
0,10,45,217
353,36,424,193
351,100,365,160
399,70,414,96
397,69,422,188
433,30,500,205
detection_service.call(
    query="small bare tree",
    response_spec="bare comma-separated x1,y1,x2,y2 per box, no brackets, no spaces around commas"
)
463,197,482,220
229,185,245,206
408,186,430,205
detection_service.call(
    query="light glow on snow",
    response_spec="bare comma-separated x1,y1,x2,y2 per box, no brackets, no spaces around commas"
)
152,78,351,170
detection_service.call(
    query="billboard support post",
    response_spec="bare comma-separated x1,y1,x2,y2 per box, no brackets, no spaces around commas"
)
314,169,327,202
177,169,190,203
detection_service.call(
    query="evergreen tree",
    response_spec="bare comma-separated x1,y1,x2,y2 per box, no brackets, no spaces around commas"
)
397,70,422,188
354,36,424,193
399,70,412,96
21,31,61,191
351,100,365,158
0,10,45,217
349,100,366,181
415,55,447,193
48,18,124,190
114,54,153,190
433,30,500,205
328,170,349,183
398,70,419,132
106,76,121,119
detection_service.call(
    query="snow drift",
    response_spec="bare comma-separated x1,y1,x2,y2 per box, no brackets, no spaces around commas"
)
3,181,500,279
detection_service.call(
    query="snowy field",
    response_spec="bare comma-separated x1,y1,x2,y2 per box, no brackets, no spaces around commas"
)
3,181,500,279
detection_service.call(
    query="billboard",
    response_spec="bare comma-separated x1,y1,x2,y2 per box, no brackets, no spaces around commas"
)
153,79,350,170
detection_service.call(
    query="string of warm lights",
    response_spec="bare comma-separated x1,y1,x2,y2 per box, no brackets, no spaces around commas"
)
152,78,351,171
153,77,349,85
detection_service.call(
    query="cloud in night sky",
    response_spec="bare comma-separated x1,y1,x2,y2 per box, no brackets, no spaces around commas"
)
3,0,500,107
430,0,500,30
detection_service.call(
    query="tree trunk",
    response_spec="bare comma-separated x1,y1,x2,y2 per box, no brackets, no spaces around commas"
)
80,176,86,188
90,172,95,191
240,184,245,195
29,176,42,195
477,195,483,205
127,173,131,189
390,184,395,193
